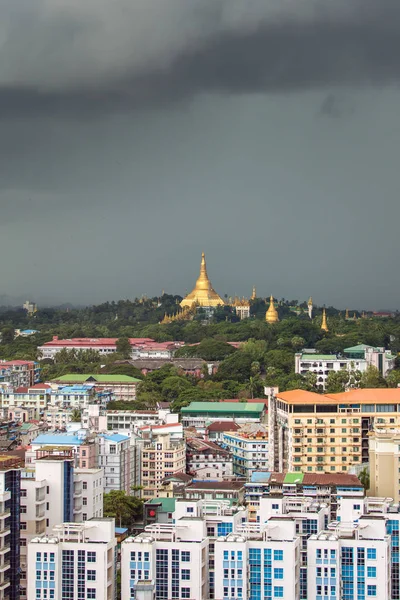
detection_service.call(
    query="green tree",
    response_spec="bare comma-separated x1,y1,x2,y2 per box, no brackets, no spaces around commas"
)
161,376,192,401
116,337,132,359
70,409,81,422
103,490,143,528
360,365,387,388
386,369,400,388
1,327,14,344
359,467,370,491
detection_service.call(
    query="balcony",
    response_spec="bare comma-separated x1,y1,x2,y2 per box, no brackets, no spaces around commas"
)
0,561,10,573
73,504,83,514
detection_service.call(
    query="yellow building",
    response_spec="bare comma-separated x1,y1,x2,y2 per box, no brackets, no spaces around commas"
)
369,429,400,501
265,295,279,323
140,432,186,499
180,252,224,309
268,388,400,473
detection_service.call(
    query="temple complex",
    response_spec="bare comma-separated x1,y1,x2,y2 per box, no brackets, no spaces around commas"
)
180,252,225,309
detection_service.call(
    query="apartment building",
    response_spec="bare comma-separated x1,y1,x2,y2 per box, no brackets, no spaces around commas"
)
186,438,233,480
268,388,400,473
140,432,186,499
222,424,268,478
295,345,396,390
106,408,178,433
369,428,400,501
98,433,133,494
0,456,22,600
27,519,116,600
0,360,40,388
121,520,209,600
244,471,364,522
1,384,51,419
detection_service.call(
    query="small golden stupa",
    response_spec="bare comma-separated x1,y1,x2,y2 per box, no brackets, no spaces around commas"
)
180,252,224,309
265,295,279,323
321,308,329,332
251,286,257,300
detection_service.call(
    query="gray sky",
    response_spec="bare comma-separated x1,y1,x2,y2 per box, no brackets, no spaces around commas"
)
1,0,400,309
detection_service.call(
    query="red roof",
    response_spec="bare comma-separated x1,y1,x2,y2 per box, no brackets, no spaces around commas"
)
40,337,184,350
30,383,51,389
206,421,241,432
0,360,35,366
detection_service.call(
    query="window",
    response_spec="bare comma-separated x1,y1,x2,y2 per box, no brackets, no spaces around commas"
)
274,550,283,561
353,504,361,510
87,589,96,599
83,514,87,520
181,588,190,599
187,507,194,513
21,489,27,497
20,506,27,514
50,553,55,563
87,552,96,563
181,551,190,562
367,585,377,596
36,571,41,581
20,522,27,530
83,497,87,506
367,549,376,560
109,445,116,454
272,504,279,510
274,586,284,598
367,567,376,578
87,570,96,581
274,568,284,579
181,569,190,580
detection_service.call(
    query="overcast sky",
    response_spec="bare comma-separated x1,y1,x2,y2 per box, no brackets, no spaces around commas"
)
1,0,400,309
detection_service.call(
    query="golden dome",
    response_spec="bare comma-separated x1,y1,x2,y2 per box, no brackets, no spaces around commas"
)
265,295,279,323
321,308,329,332
180,252,225,309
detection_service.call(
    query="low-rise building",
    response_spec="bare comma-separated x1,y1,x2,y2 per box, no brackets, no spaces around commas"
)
106,407,178,432
205,420,241,442
50,373,140,401
0,359,40,388
186,437,233,479
369,428,400,501
182,480,245,504
181,401,266,433
295,344,396,390
1,383,51,419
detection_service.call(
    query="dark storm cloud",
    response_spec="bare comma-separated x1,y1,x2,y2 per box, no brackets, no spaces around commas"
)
1,0,400,118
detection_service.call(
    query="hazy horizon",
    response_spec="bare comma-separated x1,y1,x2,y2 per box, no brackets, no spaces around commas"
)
1,1,400,309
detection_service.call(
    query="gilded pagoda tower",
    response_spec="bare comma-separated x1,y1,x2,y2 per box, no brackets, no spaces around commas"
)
180,252,225,309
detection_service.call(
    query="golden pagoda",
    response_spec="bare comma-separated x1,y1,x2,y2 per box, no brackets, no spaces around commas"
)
321,308,329,332
251,286,257,300
180,252,224,309
265,295,279,323
345,308,349,319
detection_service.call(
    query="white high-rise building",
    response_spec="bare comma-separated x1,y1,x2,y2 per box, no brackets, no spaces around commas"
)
28,519,116,600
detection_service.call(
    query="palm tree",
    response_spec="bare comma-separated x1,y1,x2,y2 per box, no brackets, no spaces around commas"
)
70,409,81,423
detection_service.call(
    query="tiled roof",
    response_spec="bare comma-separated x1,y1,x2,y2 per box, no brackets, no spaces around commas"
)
206,421,241,432
186,481,244,491
52,374,140,383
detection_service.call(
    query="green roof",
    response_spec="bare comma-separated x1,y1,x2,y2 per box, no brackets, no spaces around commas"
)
147,497,176,512
181,401,265,414
300,354,337,361
284,473,304,484
53,374,140,383
20,423,36,431
344,344,379,353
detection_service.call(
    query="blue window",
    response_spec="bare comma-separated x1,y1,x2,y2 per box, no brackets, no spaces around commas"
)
223,551,229,560
50,592,55,600
274,568,284,579
50,571,55,581
237,551,243,560
36,552,41,562
367,585,377,596
317,549,322,559
238,588,243,598
187,507,194,513
130,552,136,561
367,549,376,560
144,552,149,561
272,504,279,510
331,586,336,595
274,586,284,598
330,549,336,559
87,552,96,563
36,592,41,600
181,588,190,599
181,551,190,562
217,523,233,537
354,504,361,510
182,569,190,580
331,568,336,577
87,589,96,599
36,571,41,581
49,553,55,563
367,567,376,578
223,588,228,598
274,550,283,561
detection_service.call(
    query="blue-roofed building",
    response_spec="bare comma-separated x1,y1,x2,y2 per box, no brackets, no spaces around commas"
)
49,383,113,409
